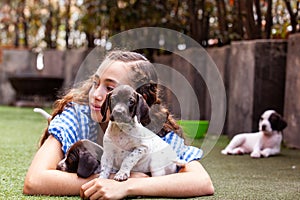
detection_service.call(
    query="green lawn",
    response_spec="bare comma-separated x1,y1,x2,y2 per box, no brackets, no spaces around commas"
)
0,106,77,200
0,106,299,200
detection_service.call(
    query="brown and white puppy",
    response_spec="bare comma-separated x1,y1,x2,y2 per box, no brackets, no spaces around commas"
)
221,110,287,158
100,85,180,181
34,107,103,178
56,139,103,178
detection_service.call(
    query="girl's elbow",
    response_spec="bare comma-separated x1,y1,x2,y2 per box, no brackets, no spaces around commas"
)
23,182,33,195
23,175,40,195
194,176,214,197
206,180,215,196
202,177,214,196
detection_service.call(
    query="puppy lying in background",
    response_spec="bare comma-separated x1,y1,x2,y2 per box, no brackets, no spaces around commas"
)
100,85,182,181
221,110,287,158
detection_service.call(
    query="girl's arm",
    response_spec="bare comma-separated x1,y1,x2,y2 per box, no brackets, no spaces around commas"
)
23,135,97,196
81,160,214,199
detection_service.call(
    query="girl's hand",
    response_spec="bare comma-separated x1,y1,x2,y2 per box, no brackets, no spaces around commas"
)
80,178,128,200
81,173,149,200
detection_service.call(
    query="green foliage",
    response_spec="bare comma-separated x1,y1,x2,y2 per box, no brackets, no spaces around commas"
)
0,0,299,49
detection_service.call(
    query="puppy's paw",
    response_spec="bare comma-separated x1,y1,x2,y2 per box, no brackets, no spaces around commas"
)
114,171,129,181
250,151,261,158
99,171,110,179
261,149,271,157
232,148,245,155
221,149,228,155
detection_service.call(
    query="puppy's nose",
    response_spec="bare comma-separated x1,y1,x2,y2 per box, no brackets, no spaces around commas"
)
111,107,126,121
113,107,125,115
262,124,267,131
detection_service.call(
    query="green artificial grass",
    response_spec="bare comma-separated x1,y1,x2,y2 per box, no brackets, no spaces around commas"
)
0,106,77,200
0,106,299,200
199,138,300,200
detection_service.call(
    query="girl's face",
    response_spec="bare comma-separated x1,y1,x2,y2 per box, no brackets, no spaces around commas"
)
89,61,129,122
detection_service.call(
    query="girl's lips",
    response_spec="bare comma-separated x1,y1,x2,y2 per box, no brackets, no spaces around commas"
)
90,103,101,111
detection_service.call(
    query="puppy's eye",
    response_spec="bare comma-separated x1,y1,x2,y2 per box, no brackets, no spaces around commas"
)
260,117,263,121
128,98,135,106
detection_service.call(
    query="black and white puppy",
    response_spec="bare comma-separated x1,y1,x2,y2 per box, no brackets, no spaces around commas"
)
34,108,103,178
99,85,180,181
56,139,103,178
221,110,287,158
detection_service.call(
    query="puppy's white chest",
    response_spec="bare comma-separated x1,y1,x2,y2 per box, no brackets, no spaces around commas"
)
103,121,177,173
261,133,282,148
105,122,142,151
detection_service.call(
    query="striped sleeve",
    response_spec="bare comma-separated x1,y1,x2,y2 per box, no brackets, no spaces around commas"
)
162,131,203,162
48,103,99,154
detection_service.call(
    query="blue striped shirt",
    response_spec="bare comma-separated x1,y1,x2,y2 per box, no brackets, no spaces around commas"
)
48,103,203,162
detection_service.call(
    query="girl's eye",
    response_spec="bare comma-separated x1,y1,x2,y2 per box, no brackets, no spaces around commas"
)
93,81,99,88
106,86,114,92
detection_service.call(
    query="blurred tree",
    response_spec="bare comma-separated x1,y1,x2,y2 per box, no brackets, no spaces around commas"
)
44,0,61,49
283,0,299,33
240,0,262,39
265,0,273,39
187,0,212,47
78,0,189,48
78,0,102,48
15,0,29,47
64,0,71,49
0,0,299,49
214,0,299,42
215,0,230,44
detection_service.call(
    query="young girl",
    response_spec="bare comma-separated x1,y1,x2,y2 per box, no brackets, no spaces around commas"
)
23,50,214,199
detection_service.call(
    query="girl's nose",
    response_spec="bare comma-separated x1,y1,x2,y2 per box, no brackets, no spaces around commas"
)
93,85,106,101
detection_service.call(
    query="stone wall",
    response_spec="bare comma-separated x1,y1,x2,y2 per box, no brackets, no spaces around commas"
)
206,46,230,133
0,49,88,105
153,48,214,121
284,33,300,149
1,37,299,148
0,49,34,104
153,40,287,138
226,40,287,137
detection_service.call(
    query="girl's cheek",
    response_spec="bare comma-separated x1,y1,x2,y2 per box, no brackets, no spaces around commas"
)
88,88,93,100
91,109,103,122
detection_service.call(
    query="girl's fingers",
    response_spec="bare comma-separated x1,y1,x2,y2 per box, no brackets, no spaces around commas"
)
82,178,96,190
81,179,98,199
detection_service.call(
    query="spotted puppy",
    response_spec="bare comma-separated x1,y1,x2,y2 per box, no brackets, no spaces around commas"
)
100,85,181,181
221,110,287,158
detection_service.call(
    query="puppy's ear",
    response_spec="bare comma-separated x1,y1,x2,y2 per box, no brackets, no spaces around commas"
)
100,92,112,123
278,116,287,131
271,113,288,131
135,93,151,126
77,150,100,178
57,142,81,173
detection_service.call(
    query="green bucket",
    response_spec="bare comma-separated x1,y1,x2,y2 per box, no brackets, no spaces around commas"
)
177,120,209,139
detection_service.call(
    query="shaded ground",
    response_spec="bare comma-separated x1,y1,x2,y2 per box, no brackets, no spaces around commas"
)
200,137,300,200
0,106,299,199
